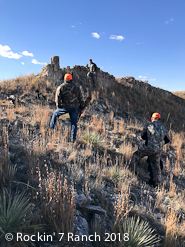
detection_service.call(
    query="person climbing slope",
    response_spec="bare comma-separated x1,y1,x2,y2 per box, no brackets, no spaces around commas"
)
49,73,85,142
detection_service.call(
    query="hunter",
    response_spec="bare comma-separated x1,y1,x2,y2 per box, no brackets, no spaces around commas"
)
87,59,97,88
49,73,85,142
129,112,170,187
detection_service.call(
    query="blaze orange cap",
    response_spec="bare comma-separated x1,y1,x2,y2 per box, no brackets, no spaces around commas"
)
64,73,72,81
152,112,161,119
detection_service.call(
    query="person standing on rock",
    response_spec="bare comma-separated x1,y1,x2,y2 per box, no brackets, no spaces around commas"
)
129,112,170,187
49,73,85,142
87,59,97,88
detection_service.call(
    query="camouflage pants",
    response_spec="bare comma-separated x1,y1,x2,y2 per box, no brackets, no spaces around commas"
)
130,145,161,186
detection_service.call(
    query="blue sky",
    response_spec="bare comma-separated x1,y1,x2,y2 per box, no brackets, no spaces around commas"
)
0,0,185,92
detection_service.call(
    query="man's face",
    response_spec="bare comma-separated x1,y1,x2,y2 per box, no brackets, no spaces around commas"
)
89,60,92,64
151,117,159,122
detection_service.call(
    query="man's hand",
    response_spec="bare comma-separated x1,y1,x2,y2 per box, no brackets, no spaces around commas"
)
80,109,84,115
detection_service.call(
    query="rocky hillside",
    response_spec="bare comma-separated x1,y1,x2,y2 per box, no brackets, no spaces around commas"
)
42,57,185,132
0,57,185,247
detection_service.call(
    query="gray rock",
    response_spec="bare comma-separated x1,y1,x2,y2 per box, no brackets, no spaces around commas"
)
75,193,87,206
84,205,106,215
75,193,92,207
7,95,16,104
74,216,92,247
154,213,163,220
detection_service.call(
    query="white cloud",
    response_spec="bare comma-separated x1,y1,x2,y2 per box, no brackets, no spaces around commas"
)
21,62,25,65
22,51,34,57
0,44,22,59
109,35,125,41
149,78,156,82
31,59,46,65
165,18,174,24
71,25,75,28
92,32,100,39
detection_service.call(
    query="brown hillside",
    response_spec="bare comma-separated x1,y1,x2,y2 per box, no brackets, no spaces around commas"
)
173,91,185,100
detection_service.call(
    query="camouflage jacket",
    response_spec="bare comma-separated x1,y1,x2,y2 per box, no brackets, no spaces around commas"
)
141,121,170,152
55,81,85,109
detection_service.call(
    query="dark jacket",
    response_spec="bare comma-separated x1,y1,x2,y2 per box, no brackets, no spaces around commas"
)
55,81,84,109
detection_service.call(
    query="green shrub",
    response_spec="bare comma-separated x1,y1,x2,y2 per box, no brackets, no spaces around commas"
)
108,166,120,187
0,162,17,189
83,132,103,148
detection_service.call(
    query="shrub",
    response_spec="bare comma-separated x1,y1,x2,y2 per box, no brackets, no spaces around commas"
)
83,132,103,148
108,166,120,187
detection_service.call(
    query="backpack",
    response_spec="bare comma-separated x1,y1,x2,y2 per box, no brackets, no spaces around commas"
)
92,62,97,72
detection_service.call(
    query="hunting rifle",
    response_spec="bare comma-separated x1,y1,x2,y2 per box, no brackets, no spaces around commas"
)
77,97,91,122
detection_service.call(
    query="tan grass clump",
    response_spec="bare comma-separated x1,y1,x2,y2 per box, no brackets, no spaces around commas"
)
154,185,166,212
169,173,176,197
118,118,126,134
119,141,137,164
37,165,75,234
113,182,132,227
6,106,15,121
164,208,180,247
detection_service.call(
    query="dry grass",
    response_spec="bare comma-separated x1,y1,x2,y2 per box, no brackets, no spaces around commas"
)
173,161,181,176
30,104,51,126
107,165,137,191
113,182,132,227
172,91,185,100
118,118,126,134
154,184,166,212
165,157,170,172
92,114,104,133
83,143,92,157
164,208,181,246
28,77,48,92
119,141,137,164
169,173,176,197
6,106,16,121
0,74,35,93
68,150,77,162
37,165,75,235
171,132,183,148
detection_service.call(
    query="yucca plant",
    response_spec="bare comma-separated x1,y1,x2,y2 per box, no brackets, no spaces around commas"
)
0,157,17,189
0,189,35,247
83,132,103,148
118,216,160,247
108,166,120,187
